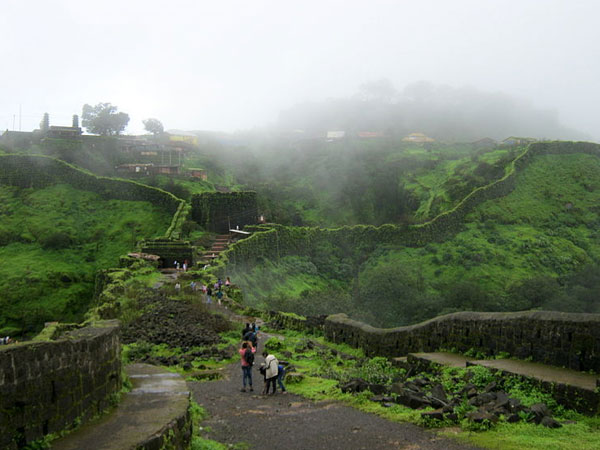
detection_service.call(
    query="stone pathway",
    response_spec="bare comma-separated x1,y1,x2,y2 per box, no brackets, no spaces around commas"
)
52,364,190,450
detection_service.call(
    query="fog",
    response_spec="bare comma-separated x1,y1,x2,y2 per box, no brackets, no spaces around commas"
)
1,0,599,140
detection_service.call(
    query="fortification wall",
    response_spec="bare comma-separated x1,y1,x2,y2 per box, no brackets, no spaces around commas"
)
0,154,187,239
324,311,600,372
0,321,121,449
217,141,600,274
191,191,258,233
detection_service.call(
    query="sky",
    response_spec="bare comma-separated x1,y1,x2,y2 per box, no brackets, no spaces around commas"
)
1,0,599,139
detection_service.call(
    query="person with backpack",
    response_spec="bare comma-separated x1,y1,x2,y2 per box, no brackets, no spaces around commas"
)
239,342,256,392
277,363,287,393
262,351,279,395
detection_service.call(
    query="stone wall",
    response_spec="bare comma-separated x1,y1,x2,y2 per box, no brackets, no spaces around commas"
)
191,191,258,233
324,311,600,372
0,320,122,449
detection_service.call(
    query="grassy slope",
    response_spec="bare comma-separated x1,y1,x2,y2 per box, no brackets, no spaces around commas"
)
232,151,600,324
0,183,172,335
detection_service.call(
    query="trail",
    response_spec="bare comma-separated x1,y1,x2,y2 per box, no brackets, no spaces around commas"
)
187,332,480,450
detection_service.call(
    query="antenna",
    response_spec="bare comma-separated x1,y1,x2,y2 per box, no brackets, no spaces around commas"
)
19,104,21,131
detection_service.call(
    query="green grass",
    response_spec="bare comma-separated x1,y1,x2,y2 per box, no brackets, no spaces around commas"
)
0,183,172,335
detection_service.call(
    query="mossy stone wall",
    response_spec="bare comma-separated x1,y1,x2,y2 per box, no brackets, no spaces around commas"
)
191,192,257,232
0,321,121,449
324,311,600,372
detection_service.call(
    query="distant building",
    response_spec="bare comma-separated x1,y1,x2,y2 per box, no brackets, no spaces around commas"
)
326,131,346,141
45,125,82,139
402,132,435,143
154,165,180,175
169,134,198,147
188,168,207,181
358,131,384,139
501,136,537,146
471,137,497,149
115,163,154,176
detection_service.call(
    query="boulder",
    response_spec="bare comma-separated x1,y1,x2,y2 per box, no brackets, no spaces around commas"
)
421,409,444,421
541,416,562,428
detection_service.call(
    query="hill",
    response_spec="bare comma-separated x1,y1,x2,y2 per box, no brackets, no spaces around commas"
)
228,143,600,327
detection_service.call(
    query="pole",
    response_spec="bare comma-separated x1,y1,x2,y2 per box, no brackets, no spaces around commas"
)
19,105,21,131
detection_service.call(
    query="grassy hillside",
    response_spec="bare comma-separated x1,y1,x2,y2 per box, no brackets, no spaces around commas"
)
0,183,172,336
231,150,600,327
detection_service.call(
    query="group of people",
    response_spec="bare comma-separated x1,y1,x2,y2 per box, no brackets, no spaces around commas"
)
173,277,232,306
1,336,12,345
239,323,287,395
173,260,190,272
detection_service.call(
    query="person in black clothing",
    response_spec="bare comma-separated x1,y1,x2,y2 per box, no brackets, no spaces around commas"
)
242,323,251,339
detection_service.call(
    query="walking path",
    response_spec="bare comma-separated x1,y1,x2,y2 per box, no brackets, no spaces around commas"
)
188,336,480,450
52,364,190,450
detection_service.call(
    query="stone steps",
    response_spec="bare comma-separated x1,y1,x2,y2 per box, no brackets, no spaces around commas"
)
51,364,191,450
405,352,600,415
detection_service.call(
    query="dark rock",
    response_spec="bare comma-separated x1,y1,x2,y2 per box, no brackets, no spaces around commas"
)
506,414,521,423
469,392,496,407
529,403,552,424
421,409,444,421
182,362,192,371
368,384,388,395
484,381,498,392
381,402,394,408
541,416,562,428
445,413,459,422
396,392,432,409
340,378,369,394
466,410,498,424
430,383,448,403
494,391,510,409
508,397,522,413
404,381,422,393
370,395,385,403
466,387,478,398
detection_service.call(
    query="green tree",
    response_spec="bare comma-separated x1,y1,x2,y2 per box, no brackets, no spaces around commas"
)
142,118,164,135
81,103,130,136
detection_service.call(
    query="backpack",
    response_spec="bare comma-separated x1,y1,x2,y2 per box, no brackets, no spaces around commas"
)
244,348,254,366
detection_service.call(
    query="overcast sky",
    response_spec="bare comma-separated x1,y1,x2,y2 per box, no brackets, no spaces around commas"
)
1,0,599,139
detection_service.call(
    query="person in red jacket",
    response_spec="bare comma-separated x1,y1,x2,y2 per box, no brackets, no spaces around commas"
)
239,342,256,392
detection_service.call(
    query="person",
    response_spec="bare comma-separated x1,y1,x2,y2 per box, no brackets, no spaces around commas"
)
239,342,256,392
183,261,188,272
263,351,279,395
243,327,257,349
242,323,252,339
190,281,196,292
174,282,181,294
206,286,213,304
173,260,178,270
1,336,11,345
216,289,224,305
217,278,223,289
225,276,231,287
277,363,287,393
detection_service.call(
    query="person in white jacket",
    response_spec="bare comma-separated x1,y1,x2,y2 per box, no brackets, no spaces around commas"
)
262,351,279,395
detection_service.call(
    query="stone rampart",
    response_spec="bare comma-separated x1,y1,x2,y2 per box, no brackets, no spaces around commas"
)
0,320,121,449
324,311,600,372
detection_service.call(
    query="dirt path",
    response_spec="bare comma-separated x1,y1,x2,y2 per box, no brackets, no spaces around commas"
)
188,334,480,450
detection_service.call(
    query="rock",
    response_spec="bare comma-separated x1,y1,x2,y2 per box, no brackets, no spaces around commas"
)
340,378,369,394
466,410,498,424
430,384,448,403
541,416,562,428
469,392,496,407
182,362,192,371
529,403,552,424
285,372,304,384
466,388,478,399
381,402,394,408
368,384,388,395
508,397,522,413
421,409,444,421
446,412,459,422
494,391,510,409
396,392,432,409
484,381,498,392
506,413,521,423
370,395,385,403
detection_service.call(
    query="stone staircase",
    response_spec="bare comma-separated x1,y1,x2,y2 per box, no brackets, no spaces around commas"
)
199,234,231,265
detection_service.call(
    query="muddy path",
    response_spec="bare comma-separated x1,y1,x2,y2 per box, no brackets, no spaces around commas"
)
188,333,480,450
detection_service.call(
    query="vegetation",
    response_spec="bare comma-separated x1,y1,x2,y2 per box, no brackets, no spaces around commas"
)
82,102,130,136
0,183,171,336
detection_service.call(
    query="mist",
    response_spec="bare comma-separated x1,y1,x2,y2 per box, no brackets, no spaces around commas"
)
1,0,599,140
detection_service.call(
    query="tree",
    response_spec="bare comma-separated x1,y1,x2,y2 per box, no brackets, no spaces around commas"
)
81,103,130,136
142,118,164,135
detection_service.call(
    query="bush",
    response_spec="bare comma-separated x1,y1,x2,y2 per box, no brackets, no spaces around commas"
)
39,231,74,249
